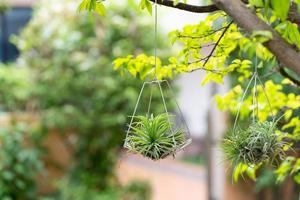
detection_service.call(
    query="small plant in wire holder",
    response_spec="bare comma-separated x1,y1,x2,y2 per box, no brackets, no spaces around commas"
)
222,121,286,167
125,113,191,160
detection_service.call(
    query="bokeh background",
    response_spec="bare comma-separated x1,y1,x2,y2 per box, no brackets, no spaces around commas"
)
0,0,259,199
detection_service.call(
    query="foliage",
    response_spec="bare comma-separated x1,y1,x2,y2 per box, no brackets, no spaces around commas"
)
0,65,31,111
126,113,189,160
10,0,167,192
53,178,151,200
0,0,9,14
222,121,285,167
86,0,300,189
276,156,300,184
0,123,43,200
78,0,105,16
217,78,300,182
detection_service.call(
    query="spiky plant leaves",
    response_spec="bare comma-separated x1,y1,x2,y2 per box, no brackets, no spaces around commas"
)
222,121,286,167
125,113,189,160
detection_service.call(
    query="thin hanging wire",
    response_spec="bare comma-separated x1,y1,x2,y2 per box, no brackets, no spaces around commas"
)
124,82,147,148
154,0,158,80
252,56,258,123
147,84,154,116
165,80,192,138
233,74,256,132
253,55,275,122
256,75,275,122
233,55,276,133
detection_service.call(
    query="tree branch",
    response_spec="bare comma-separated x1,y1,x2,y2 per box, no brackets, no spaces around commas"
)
148,0,219,13
150,0,300,26
201,21,233,68
213,0,300,77
187,21,233,73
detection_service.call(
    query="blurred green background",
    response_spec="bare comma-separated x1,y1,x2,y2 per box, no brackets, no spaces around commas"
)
0,0,172,199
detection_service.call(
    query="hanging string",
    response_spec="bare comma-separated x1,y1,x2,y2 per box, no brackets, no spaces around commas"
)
124,82,146,148
154,0,158,80
252,56,258,123
233,55,277,134
233,74,256,133
147,84,153,116
253,55,275,122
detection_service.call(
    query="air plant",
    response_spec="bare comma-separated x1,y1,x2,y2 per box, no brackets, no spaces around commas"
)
125,113,191,160
222,121,286,167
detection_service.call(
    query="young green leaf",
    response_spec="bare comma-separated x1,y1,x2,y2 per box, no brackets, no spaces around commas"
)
249,0,264,7
251,30,273,43
271,0,290,20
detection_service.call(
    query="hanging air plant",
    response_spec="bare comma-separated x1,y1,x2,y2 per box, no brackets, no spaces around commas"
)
125,113,189,160
222,121,286,166
124,2,191,160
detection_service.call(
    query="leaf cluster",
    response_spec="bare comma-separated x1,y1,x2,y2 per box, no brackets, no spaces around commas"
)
78,0,106,16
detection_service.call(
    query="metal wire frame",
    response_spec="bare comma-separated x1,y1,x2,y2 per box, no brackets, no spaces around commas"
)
123,79,192,154
232,62,276,133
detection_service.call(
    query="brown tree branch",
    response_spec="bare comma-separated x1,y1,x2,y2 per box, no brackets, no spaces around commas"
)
213,0,300,77
187,21,233,73
148,0,219,13
177,26,227,39
149,0,300,26
200,21,233,68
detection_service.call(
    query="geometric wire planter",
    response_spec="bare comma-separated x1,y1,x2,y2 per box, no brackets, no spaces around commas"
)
222,65,286,167
124,80,192,161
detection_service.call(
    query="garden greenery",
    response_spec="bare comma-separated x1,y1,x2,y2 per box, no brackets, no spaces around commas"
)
13,0,168,190
0,124,43,199
0,0,172,198
79,0,300,195
125,113,188,160
54,178,151,200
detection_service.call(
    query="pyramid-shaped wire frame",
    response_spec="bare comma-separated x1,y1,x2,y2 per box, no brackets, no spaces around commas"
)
124,80,192,160
232,71,275,133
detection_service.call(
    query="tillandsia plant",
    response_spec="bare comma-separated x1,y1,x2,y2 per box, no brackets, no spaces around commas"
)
222,121,286,167
125,113,190,160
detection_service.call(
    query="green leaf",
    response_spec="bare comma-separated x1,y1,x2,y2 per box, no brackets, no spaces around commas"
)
140,0,153,15
145,0,153,14
294,173,300,184
249,0,264,7
271,0,290,20
78,0,106,16
78,0,90,12
233,163,248,182
246,165,257,181
251,30,273,43
95,2,106,16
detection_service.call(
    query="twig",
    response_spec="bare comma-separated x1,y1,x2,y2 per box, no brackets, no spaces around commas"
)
148,0,219,13
187,21,233,73
177,26,227,39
